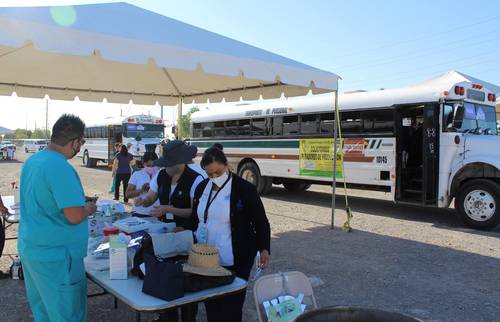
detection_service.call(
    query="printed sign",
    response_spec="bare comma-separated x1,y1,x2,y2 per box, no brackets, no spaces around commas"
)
299,138,342,178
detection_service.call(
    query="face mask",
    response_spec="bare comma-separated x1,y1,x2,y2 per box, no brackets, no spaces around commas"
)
165,166,181,177
211,171,229,188
70,141,80,159
144,166,158,176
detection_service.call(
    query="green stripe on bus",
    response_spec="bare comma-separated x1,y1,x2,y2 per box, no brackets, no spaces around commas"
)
191,140,299,148
299,169,343,178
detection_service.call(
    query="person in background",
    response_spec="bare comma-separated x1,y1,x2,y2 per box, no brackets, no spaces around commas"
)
7,145,14,160
18,114,97,322
109,143,122,193
190,147,271,322
112,145,133,203
126,152,160,217
186,143,207,179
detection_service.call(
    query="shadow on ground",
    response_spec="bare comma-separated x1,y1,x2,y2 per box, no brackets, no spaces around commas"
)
2,224,499,321
263,186,500,236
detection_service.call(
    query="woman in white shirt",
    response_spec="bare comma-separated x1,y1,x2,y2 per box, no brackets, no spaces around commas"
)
189,147,271,322
126,152,160,217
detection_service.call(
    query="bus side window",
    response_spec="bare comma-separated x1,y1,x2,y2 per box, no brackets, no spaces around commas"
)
283,115,299,135
193,123,203,138
202,122,214,137
238,119,251,136
363,109,394,134
251,118,266,136
272,117,283,136
214,121,225,137
300,114,319,134
341,111,361,134
320,113,334,134
225,120,238,137
443,104,454,131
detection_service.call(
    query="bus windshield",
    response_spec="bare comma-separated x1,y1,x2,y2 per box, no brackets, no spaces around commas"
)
443,102,497,135
124,123,164,139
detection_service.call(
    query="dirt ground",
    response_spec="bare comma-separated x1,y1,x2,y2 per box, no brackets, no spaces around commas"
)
1,151,499,322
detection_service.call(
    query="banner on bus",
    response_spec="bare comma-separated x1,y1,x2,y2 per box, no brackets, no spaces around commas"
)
299,138,342,178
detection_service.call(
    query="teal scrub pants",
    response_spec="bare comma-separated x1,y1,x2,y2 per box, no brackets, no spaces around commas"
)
22,254,87,322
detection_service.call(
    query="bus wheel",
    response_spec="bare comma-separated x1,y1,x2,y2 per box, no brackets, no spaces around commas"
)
283,182,311,192
238,162,265,194
456,179,500,230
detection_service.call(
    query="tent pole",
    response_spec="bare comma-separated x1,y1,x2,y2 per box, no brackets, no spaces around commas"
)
331,89,339,230
177,97,183,139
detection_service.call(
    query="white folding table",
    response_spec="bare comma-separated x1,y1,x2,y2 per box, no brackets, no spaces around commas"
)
85,259,247,322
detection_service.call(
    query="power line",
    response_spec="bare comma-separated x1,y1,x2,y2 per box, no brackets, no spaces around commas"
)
331,16,500,60
344,51,499,87
343,58,500,91
336,30,500,72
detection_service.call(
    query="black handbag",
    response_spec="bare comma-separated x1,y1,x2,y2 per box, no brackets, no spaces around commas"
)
131,233,188,279
183,271,236,292
142,253,185,301
131,233,154,279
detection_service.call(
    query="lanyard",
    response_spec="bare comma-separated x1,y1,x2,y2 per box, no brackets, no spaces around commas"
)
203,174,231,224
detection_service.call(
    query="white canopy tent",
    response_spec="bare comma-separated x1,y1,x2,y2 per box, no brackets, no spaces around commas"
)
0,3,339,106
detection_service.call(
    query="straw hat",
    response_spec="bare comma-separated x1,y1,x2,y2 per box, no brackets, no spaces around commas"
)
182,244,232,277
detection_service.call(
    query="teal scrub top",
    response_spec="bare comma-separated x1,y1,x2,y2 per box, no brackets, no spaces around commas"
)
18,149,87,261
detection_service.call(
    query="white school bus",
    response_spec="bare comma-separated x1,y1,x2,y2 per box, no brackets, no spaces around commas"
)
79,115,164,167
190,74,500,229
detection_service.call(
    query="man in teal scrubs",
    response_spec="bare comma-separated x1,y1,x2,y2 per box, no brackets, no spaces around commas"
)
19,114,97,322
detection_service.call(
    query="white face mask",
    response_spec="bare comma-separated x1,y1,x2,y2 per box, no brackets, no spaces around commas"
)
211,171,229,188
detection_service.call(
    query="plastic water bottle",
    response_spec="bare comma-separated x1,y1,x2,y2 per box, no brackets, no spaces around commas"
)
11,256,21,280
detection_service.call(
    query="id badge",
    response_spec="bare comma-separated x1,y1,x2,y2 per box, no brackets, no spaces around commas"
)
198,224,208,244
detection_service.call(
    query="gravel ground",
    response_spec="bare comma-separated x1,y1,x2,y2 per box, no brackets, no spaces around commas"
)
1,151,499,322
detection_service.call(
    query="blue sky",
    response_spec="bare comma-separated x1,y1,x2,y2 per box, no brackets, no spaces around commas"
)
126,0,500,91
1,0,500,130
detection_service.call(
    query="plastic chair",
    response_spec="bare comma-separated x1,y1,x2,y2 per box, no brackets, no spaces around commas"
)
253,271,318,322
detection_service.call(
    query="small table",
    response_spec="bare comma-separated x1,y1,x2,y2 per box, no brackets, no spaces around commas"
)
85,259,247,322
1,195,20,225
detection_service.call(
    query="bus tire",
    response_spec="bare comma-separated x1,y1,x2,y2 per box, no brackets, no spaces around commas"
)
238,162,265,194
456,179,500,230
283,182,311,192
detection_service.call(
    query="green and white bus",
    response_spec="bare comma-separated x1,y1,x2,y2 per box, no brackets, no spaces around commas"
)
190,75,500,229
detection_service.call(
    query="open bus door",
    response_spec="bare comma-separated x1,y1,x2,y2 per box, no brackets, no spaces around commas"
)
107,125,122,167
395,103,440,205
